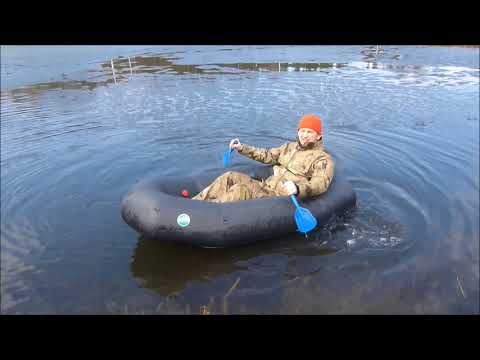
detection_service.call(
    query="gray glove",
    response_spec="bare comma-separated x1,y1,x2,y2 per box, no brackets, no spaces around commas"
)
283,181,298,196
229,138,242,151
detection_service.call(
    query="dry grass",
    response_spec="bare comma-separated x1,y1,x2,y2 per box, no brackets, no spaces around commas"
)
106,277,242,315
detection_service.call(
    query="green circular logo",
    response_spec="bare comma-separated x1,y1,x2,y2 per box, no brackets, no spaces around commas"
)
177,213,191,227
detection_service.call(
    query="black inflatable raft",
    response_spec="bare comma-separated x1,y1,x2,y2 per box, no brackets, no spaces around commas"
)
121,164,356,248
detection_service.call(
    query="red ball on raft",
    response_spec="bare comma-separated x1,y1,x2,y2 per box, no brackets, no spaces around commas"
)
181,189,189,198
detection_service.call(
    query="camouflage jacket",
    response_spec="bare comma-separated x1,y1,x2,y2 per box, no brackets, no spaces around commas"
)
238,140,335,198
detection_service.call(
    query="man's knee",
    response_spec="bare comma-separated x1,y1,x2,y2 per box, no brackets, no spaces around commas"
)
216,171,234,182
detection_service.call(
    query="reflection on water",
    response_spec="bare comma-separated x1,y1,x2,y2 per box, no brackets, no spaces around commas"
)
1,46,479,314
130,220,348,298
131,237,242,296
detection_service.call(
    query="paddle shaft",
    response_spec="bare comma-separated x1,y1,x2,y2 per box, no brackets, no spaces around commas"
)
290,194,301,209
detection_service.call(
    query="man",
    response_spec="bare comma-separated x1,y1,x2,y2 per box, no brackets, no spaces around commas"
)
192,114,335,203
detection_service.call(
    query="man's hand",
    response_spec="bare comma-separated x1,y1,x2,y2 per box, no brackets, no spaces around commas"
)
229,138,242,151
283,181,298,196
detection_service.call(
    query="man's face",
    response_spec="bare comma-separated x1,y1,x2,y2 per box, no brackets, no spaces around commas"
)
297,128,321,146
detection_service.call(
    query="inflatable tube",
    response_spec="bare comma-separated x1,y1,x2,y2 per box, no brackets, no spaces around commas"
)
121,164,356,248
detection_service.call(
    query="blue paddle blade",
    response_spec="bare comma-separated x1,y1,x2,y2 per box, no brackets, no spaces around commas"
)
294,207,317,234
222,149,232,167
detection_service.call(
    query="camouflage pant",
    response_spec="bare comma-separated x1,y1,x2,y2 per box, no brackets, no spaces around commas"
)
192,171,279,203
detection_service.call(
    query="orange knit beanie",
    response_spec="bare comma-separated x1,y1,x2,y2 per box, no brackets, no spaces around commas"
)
298,114,322,134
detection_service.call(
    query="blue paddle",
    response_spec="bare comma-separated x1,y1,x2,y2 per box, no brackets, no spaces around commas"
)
223,148,234,167
290,195,317,234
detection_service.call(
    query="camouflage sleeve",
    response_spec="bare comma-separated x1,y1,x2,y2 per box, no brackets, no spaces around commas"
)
238,143,287,165
296,156,335,198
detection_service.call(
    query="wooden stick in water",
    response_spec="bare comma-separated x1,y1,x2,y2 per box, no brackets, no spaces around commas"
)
111,59,117,84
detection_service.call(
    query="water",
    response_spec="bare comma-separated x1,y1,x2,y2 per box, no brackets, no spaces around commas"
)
1,45,478,314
